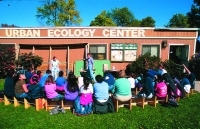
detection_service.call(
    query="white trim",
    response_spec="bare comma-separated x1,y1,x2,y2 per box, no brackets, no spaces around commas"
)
0,36,197,39
0,27,198,31
88,43,108,60
141,43,161,57
154,28,199,31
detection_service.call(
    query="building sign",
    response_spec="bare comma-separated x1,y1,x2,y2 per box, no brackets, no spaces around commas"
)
110,43,137,62
1,28,145,38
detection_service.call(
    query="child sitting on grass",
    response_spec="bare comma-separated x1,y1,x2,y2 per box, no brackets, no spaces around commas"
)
44,75,63,101
15,74,29,98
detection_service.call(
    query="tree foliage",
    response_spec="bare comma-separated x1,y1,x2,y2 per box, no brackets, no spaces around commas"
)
1,23,18,27
187,0,200,28
0,45,16,78
165,14,189,28
90,10,116,26
36,0,82,26
16,52,43,70
140,16,155,27
108,7,135,26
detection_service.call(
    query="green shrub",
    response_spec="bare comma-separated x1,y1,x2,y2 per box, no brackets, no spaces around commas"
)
126,52,182,77
189,52,200,80
125,53,161,74
16,52,43,70
0,46,15,78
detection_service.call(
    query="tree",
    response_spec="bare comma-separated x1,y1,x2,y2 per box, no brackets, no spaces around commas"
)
165,14,189,28
1,23,18,27
36,0,82,26
108,7,135,26
187,0,200,28
128,19,141,27
0,45,16,78
16,52,43,70
140,16,155,27
90,10,116,26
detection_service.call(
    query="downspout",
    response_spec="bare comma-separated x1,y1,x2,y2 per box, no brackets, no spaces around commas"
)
194,29,199,54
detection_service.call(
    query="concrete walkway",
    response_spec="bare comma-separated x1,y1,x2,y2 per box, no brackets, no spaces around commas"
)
195,81,200,92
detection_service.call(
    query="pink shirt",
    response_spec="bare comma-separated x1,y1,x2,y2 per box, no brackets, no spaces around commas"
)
155,82,167,98
45,83,58,99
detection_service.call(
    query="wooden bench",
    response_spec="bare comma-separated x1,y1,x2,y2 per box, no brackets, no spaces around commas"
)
24,98,45,111
156,95,168,104
61,100,74,110
14,97,24,107
44,98,62,111
4,95,15,105
131,97,145,109
113,98,132,112
143,96,157,108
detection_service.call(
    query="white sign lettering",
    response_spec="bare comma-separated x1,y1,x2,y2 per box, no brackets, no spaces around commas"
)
4,28,145,38
5,29,40,37
48,29,96,37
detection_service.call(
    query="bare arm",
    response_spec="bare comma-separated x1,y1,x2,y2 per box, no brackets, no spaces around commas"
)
22,84,29,93
182,64,191,74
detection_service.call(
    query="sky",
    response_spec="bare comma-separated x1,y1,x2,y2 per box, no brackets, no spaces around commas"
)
0,0,194,27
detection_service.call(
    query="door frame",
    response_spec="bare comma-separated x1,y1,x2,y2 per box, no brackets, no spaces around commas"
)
168,44,190,61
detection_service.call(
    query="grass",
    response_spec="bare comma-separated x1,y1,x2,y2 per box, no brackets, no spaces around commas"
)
0,80,200,129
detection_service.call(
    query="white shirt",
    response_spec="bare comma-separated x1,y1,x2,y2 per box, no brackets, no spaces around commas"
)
79,83,93,94
128,77,135,88
51,60,60,70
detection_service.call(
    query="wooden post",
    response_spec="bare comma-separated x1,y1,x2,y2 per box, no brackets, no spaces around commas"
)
67,46,69,70
32,46,35,54
4,95,10,105
49,46,52,70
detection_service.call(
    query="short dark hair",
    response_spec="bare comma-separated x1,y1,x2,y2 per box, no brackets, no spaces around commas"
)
7,69,15,77
59,71,64,77
95,75,104,83
46,70,51,74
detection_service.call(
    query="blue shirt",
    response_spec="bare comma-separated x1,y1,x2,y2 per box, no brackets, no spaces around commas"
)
87,57,94,66
25,72,34,82
38,74,50,87
56,77,66,86
104,73,115,86
147,69,159,80
93,81,109,100
181,77,190,86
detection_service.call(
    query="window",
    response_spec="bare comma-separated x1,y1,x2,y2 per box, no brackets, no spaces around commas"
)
142,45,160,57
89,44,107,60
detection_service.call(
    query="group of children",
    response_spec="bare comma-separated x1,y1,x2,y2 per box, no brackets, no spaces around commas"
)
3,62,196,115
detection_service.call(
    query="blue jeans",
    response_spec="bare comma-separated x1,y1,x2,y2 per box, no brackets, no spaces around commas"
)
55,94,64,99
87,65,95,81
15,93,28,98
74,96,93,114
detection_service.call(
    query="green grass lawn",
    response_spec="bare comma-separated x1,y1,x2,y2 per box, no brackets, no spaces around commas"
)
0,79,200,129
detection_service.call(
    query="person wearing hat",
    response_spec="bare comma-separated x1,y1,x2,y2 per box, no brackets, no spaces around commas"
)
51,56,60,80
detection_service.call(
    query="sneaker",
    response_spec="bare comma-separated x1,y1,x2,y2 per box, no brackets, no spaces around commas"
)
58,108,66,114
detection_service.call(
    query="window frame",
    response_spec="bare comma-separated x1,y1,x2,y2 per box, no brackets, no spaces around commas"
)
89,44,107,60
141,44,160,57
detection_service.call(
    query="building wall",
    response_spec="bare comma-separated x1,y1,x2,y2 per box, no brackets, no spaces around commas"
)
0,27,197,71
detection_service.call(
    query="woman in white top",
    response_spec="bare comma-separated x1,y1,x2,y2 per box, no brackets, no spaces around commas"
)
51,56,60,80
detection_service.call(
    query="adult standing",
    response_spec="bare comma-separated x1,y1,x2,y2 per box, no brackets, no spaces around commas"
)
51,56,60,80
83,53,95,82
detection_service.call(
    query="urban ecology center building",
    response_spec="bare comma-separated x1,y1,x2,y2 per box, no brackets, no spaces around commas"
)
0,27,198,76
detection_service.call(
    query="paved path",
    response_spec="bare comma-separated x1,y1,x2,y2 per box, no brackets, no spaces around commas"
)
195,81,200,92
